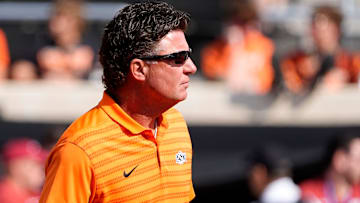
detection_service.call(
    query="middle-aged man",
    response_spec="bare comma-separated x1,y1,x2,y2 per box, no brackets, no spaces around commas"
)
300,132,360,203
39,1,197,202
246,144,301,203
0,138,47,203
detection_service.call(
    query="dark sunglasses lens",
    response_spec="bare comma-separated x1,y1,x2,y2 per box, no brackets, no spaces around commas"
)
174,51,189,65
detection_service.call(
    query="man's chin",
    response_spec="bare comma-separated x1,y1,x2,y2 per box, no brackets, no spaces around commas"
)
168,96,187,107
164,92,188,105
178,94,188,102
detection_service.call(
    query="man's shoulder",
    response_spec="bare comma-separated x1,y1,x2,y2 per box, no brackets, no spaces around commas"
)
299,178,325,193
59,105,119,144
0,179,26,202
0,179,10,191
164,107,184,118
163,108,186,123
300,178,324,186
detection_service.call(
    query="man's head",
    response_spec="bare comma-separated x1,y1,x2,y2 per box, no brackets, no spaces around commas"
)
326,132,360,184
49,0,85,46
99,1,193,93
2,138,47,192
247,144,292,197
229,0,259,27
311,5,343,53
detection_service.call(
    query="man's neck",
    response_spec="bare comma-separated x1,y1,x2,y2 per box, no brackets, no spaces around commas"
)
328,170,352,200
7,175,30,194
317,43,340,56
109,88,169,130
122,105,158,130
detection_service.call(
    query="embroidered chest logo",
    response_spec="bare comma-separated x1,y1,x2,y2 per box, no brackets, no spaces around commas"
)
175,151,187,165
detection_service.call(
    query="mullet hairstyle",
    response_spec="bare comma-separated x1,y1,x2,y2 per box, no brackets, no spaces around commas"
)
99,1,190,92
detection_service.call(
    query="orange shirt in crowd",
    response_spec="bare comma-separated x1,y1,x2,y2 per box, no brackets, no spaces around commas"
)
281,49,359,93
352,53,360,82
0,29,10,77
201,29,275,94
40,92,195,203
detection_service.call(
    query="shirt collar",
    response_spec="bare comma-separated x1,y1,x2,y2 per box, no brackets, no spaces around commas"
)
98,92,168,135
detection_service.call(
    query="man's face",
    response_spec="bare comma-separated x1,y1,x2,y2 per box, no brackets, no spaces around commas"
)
248,164,268,198
311,15,339,53
344,139,360,184
144,30,197,105
10,158,45,192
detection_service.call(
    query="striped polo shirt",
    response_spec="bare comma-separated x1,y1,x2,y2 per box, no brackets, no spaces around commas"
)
40,92,195,203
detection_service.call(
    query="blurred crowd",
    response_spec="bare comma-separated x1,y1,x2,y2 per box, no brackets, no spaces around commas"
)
0,138,46,203
1,129,360,203
1,0,360,202
0,127,61,203
0,0,359,105
245,130,360,203
0,0,96,82
0,0,360,93
201,0,360,107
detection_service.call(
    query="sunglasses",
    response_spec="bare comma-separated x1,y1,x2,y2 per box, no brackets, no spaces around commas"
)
138,49,192,65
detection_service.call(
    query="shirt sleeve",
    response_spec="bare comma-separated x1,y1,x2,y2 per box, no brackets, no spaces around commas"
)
189,182,195,201
39,142,95,203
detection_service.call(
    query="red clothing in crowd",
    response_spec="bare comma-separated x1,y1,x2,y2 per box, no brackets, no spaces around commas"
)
0,178,40,203
300,178,360,203
0,138,47,203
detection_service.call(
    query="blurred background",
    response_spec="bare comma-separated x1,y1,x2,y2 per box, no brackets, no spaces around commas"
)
1,0,360,202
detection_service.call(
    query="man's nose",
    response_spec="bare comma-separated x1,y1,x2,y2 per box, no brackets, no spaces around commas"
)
184,58,197,75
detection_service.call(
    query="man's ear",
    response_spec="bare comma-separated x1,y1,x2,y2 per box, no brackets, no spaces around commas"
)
129,58,148,81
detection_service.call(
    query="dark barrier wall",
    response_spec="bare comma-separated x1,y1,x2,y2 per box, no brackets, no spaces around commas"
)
1,121,360,202
190,125,360,202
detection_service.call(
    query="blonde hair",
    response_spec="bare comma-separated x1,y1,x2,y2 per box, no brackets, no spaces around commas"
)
51,0,86,32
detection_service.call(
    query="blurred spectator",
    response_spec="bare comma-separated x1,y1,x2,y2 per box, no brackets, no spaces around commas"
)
9,60,38,81
281,5,359,95
201,0,277,96
300,132,360,203
37,0,94,81
0,28,10,80
0,138,47,203
247,144,301,203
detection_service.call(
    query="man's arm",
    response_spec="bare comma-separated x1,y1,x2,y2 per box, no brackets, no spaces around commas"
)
40,143,95,203
189,182,195,201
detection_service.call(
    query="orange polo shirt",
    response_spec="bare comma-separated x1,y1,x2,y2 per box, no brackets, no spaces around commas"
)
40,92,195,203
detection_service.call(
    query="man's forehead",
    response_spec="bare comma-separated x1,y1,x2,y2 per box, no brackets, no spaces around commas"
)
164,30,184,39
156,30,188,53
